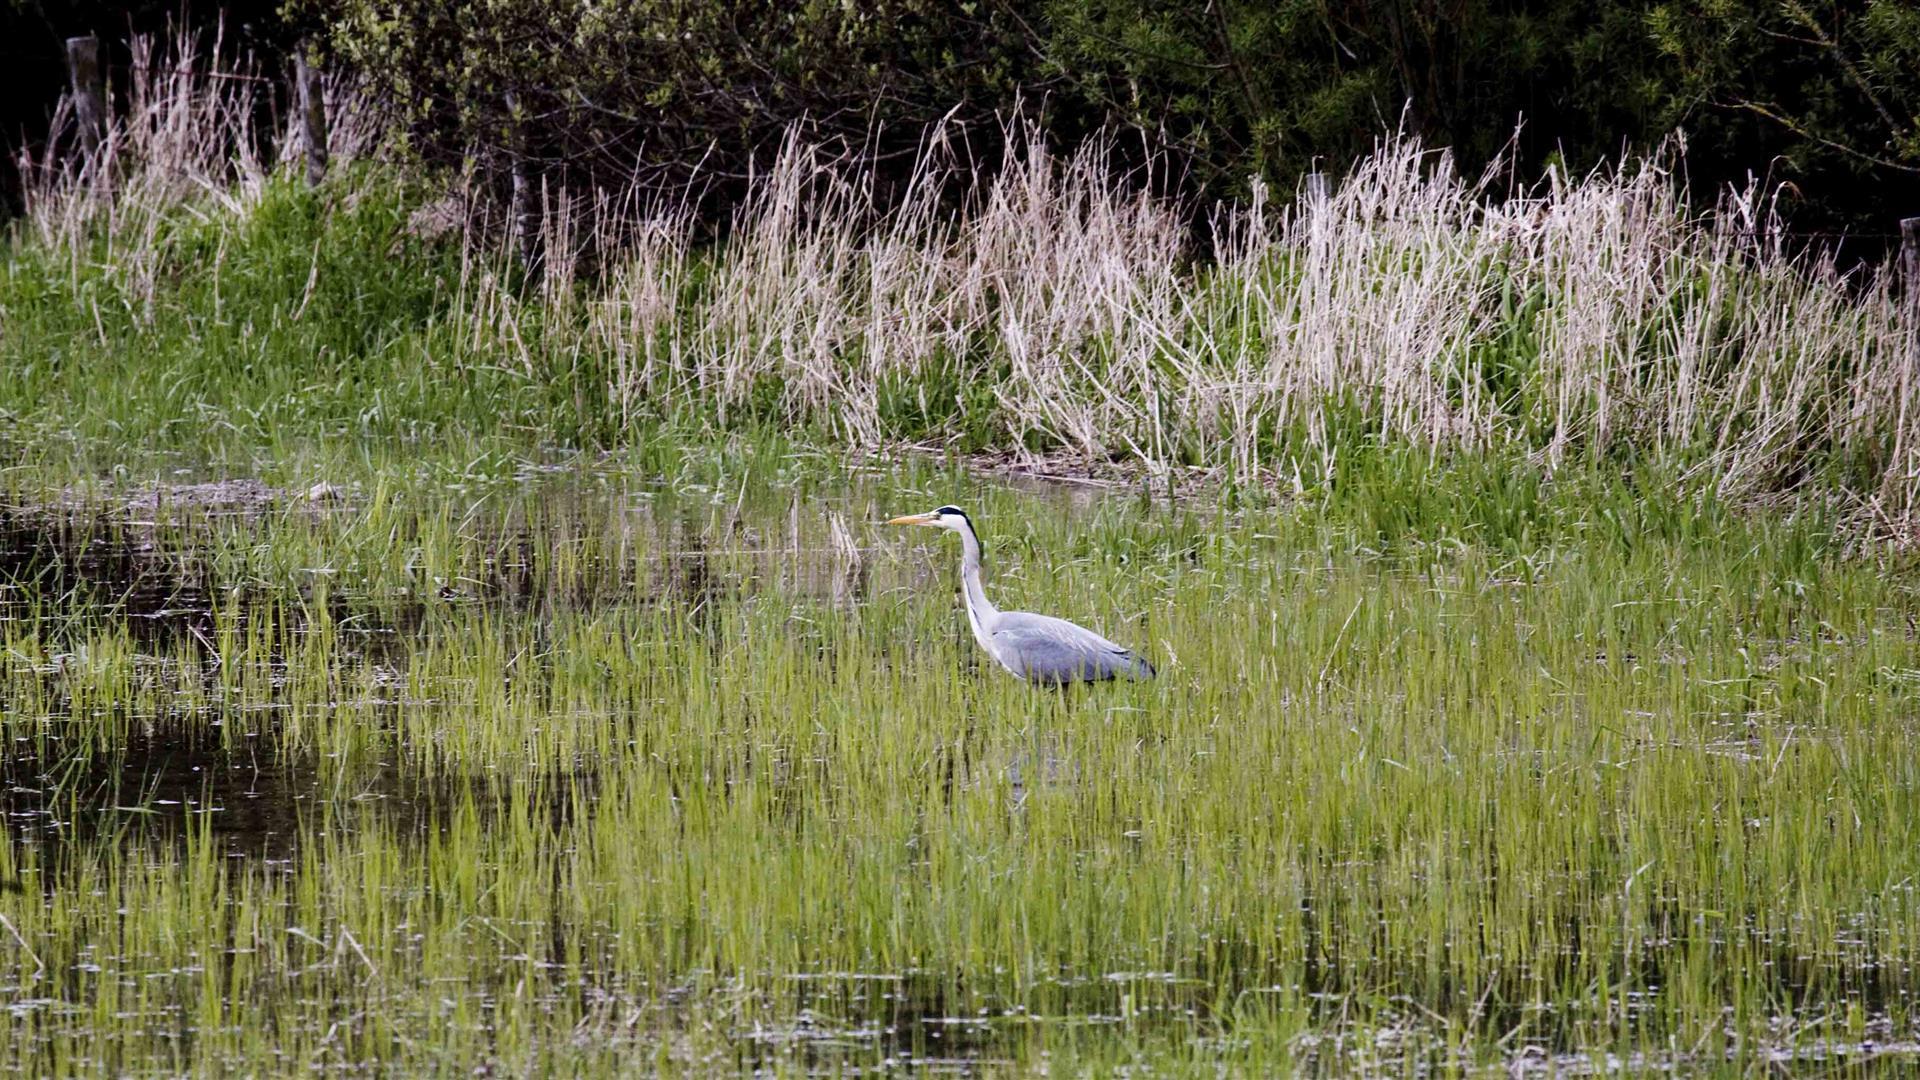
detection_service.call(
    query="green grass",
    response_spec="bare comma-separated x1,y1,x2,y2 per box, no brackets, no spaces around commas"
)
0,173,576,471
5,162,1914,533
1,165,1918,1074
1,449,1917,1074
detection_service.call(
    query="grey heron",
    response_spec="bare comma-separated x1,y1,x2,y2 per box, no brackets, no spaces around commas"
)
887,506,1156,685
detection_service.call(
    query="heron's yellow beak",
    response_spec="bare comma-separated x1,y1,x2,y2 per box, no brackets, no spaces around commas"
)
886,513,940,527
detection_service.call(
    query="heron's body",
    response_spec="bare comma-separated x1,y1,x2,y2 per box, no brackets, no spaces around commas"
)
889,506,1155,685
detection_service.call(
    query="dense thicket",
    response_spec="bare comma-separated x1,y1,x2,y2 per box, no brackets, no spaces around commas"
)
4,1,1917,242
314,0,1920,246
1044,0,1918,235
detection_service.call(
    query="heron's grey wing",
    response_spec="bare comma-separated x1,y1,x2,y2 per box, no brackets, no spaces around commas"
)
989,612,1155,685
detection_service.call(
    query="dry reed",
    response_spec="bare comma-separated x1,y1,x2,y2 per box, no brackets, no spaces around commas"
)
20,34,1919,534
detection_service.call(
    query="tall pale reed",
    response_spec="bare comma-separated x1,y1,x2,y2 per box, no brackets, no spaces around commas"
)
576,132,1916,529
20,35,1917,533
16,31,383,307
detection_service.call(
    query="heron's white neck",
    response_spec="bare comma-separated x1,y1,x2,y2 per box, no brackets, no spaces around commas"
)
954,518,999,643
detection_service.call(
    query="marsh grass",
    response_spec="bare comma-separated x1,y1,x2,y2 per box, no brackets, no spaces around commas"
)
1,451,1917,1074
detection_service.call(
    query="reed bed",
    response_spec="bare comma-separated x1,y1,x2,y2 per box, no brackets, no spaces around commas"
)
10,36,1917,538
578,133,1919,530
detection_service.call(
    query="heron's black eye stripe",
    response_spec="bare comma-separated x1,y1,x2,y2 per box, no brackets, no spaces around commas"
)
933,505,964,517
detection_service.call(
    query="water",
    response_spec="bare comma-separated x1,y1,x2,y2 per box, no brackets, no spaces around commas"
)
1,464,1917,1074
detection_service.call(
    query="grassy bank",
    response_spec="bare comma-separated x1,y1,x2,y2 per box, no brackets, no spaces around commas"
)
5,44,1917,536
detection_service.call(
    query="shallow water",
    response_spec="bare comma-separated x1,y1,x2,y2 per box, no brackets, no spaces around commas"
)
2,462,1917,1074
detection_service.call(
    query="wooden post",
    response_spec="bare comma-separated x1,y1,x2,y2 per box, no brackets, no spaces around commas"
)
1902,217,1920,297
65,35,105,158
1904,218,1919,504
1904,218,1920,397
511,162,542,282
293,48,329,186
504,92,543,284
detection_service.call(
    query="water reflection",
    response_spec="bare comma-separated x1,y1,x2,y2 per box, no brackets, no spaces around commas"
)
0,511,218,648
0,482,914,878
0,723,591,880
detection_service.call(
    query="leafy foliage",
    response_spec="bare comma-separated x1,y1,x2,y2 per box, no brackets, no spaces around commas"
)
1649,0,1920,189
306,0,1038,201
1040,0,1918,236
292,0,1920,240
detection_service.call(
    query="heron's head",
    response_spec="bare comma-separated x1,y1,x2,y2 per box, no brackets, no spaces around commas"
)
886,505,970,533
